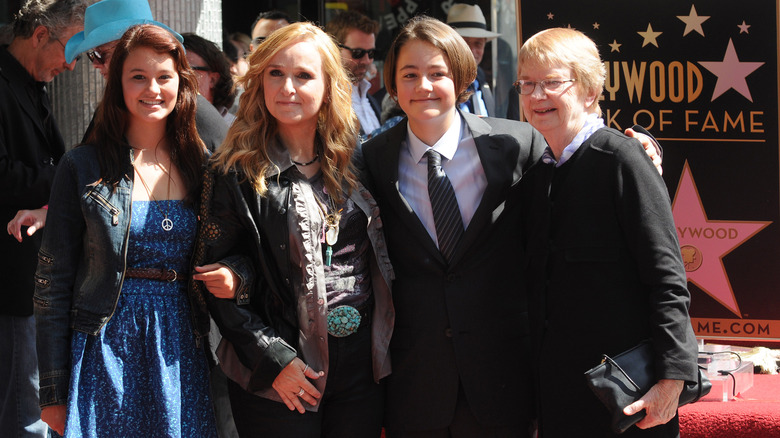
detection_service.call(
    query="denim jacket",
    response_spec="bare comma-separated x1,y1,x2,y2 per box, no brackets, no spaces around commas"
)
33,144,210,407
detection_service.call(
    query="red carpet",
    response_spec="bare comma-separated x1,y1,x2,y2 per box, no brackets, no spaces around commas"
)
380,374,780,437
680,374,780,437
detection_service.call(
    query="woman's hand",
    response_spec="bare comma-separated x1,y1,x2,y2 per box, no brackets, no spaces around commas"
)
272,358,324,413
193,264,240,299
41,405,67,436
625,128,662,175
623,378,684,429
6,208,48,242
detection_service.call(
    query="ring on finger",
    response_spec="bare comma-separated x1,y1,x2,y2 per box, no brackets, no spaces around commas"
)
297,388,305,397
303,364,309,374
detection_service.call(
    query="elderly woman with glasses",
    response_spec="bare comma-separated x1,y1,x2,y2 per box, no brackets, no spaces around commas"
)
517,27,700,437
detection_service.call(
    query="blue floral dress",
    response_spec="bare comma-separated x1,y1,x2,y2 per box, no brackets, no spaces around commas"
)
63,201,217,438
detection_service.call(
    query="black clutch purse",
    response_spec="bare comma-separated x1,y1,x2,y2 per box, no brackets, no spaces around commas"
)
584,340,711,434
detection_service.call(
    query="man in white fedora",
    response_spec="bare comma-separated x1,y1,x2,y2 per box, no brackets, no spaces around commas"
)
446,3,499,117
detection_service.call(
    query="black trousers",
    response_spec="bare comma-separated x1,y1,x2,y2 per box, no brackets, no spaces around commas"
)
385,383,526,438
228,322,384,438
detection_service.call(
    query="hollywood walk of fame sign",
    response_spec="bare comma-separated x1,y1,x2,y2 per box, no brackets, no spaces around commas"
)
520,1,780,340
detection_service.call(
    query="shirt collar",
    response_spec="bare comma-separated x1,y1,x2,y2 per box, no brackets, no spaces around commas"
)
265,136,296,176
354,78,371,99
405,113,463,165
555,113,605,166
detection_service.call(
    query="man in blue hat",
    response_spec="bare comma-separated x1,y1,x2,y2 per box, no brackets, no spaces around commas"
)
0,1,87,436
64,0,181,80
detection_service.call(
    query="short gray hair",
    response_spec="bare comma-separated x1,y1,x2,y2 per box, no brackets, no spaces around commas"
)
12,0,87,39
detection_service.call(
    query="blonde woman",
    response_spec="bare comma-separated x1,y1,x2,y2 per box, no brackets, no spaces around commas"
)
193,22,394,438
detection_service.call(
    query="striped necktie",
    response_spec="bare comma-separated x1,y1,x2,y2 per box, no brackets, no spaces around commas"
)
426,149,464,263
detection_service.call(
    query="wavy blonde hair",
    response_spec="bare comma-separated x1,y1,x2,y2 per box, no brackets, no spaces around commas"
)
212,22,359,202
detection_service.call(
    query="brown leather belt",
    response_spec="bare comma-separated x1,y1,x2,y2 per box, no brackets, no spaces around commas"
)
124,267,179,282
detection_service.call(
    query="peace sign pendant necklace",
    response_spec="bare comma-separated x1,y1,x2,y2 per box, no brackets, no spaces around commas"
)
132,156,173,232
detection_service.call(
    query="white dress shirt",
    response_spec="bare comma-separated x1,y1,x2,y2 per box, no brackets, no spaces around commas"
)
352,79,381,135
397,114,487,246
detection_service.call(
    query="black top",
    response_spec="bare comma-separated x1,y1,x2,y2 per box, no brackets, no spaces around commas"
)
0,45,66,316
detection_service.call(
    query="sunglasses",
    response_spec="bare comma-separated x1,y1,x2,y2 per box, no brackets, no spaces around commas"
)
338,44,376,60
191,66,211,72
86,47,111,65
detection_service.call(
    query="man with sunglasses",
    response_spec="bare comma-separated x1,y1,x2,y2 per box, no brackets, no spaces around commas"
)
82,40,116,79
1,2,87,436
326,11,382,140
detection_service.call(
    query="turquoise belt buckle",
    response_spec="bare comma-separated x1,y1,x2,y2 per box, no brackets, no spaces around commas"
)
327,305,362,337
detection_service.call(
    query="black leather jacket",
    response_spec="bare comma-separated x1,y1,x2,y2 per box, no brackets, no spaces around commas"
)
195,164,394,400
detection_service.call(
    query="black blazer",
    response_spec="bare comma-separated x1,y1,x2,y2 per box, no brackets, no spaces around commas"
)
359,112,546,431
522,128,699,437
0,46,65,316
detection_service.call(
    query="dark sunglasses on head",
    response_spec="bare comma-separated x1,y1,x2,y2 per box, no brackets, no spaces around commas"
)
338,44,375,60
191,66,211,72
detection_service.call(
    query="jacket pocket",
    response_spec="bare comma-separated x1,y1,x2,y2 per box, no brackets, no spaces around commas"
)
86,188,121,226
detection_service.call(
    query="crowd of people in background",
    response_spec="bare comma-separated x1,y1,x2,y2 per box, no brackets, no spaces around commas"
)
2,1,697,438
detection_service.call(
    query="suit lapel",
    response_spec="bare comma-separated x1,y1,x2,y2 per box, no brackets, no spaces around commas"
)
373,120,444,261
449,113,513,266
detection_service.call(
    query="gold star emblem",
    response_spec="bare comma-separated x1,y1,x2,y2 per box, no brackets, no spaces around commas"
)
637,23,662,47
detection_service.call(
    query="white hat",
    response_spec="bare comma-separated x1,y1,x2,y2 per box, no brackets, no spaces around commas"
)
446,4,500,40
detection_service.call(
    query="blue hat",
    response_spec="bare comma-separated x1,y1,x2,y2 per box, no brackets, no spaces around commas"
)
65,0,183,63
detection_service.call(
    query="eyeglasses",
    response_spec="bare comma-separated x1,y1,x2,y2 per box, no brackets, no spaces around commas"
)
191,66,211,72
338,44,376,60
86,47,111,65
513,78,576,95
52,37,81,62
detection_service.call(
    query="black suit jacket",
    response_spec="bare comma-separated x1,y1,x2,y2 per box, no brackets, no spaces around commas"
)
522,128,699,436
0,46,65,316
359,112,546,431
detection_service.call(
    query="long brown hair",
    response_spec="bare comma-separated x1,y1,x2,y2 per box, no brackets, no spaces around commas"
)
212,22,359,203
88,24,205,202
